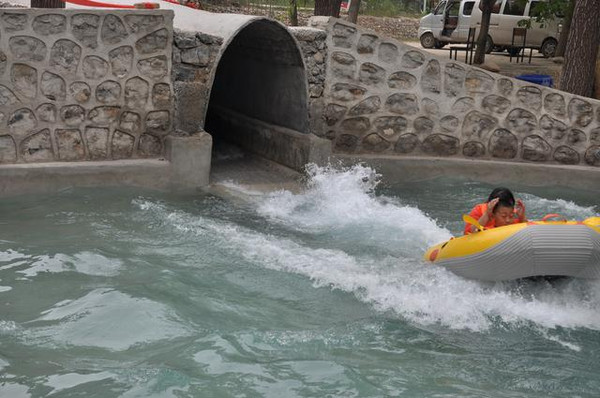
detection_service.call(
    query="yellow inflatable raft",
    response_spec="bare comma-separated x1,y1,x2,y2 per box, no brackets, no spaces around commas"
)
424,215,600,281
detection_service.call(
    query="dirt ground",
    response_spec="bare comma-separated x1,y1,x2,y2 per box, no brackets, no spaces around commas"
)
200,3,564,90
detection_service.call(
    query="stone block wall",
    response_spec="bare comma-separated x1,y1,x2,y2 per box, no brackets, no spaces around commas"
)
290,26,327,138
290,27,327,100
171,29,222,134
0,9,174,164
307,17,600,167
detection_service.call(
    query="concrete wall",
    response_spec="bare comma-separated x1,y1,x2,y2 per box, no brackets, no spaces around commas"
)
0,9,329,196
209,105,330,170
0,9,175,163
1,8,596,197
307,17,600,169
171,14,330,172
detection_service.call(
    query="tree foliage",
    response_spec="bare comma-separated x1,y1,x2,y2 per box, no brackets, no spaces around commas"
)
516,0,568,28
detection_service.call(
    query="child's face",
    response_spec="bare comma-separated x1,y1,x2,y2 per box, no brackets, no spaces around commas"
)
493,205,514,227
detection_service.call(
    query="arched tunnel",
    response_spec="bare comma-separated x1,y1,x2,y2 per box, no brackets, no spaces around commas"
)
204,18,314,175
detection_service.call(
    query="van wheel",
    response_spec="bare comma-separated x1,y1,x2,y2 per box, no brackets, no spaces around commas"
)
540,38,557,58
420,32,436,49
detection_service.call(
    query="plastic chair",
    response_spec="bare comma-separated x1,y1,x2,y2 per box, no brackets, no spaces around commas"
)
510,27,533,64
449,27,476,64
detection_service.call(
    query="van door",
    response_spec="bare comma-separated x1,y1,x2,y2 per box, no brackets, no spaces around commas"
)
441,0,461,40
456,1,476,40
526,0,544,46
430,0,447,40
527,0,560,55
473,0,503,41
496,0,527,47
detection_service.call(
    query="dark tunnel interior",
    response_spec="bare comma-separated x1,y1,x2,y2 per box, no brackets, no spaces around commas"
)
204,19,309,159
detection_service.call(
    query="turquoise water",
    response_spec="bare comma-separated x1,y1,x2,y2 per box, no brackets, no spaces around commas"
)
0,164,599,397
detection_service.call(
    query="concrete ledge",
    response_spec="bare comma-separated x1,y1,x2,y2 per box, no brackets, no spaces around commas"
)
0,159,171,198
335,154,600,194
0,135,213,198
166,133,212,189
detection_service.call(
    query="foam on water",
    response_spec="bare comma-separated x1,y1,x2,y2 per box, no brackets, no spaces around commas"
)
14,251,123,278
0,383,30,398
522,193,598,220
0,249,27,263
255,164,452,255
26,289,192,351
44,372,116,395
134,164,600,334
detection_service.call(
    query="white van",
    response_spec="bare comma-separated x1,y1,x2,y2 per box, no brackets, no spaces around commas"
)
418,0,560,57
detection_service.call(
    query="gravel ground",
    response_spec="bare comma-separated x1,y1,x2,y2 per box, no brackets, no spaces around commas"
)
201,2,420,41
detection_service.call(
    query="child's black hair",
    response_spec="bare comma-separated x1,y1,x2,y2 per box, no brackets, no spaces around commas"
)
487,187,515,212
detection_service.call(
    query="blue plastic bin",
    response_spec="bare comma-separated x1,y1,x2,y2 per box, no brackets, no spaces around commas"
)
515,74,553,87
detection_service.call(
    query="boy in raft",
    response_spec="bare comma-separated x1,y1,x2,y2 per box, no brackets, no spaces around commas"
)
464,187,527,235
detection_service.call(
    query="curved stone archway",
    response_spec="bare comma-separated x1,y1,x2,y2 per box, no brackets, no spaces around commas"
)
207,19,309,134
171,11,329,172
203,18,316,171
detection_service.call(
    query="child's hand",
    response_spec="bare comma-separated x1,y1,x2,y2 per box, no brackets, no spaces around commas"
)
515,199,526,221
486,198,499,216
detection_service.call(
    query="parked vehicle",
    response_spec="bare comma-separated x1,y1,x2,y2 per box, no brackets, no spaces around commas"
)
418,0,560,57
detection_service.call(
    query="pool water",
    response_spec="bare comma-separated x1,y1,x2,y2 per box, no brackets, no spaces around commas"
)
0,163,599,397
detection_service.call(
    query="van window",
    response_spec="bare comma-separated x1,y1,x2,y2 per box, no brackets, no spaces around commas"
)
479,0,502,14
463,1,475,15
448,1,460,16
503,0,526,15
434,1,447,15
529,0,542,17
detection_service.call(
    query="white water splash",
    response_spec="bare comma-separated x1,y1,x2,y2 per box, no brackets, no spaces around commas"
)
522,193,598,220
254,163,451,254
133,164,600,334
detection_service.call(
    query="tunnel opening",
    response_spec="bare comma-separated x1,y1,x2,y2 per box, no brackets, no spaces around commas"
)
205,19,311,181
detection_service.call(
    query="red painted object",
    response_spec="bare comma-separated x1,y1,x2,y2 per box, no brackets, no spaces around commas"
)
62,0,134,8
61,0,200,10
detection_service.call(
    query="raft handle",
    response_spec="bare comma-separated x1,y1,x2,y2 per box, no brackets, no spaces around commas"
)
541,213,567,222
463,214,485,232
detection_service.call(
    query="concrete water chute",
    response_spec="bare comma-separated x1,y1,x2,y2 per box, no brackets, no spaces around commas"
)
165,12,330,174
205,19,312,171
207,19,308,132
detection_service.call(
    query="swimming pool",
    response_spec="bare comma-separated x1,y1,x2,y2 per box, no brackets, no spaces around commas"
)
1,163,599,397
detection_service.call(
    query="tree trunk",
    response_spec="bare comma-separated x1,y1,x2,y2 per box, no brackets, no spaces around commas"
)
289,0,298,26
594,49,600,99
560,0,600,97
31,0,65,7
314,0,343,18
347,0,361,23
473,0,493,65
554,0,575,58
